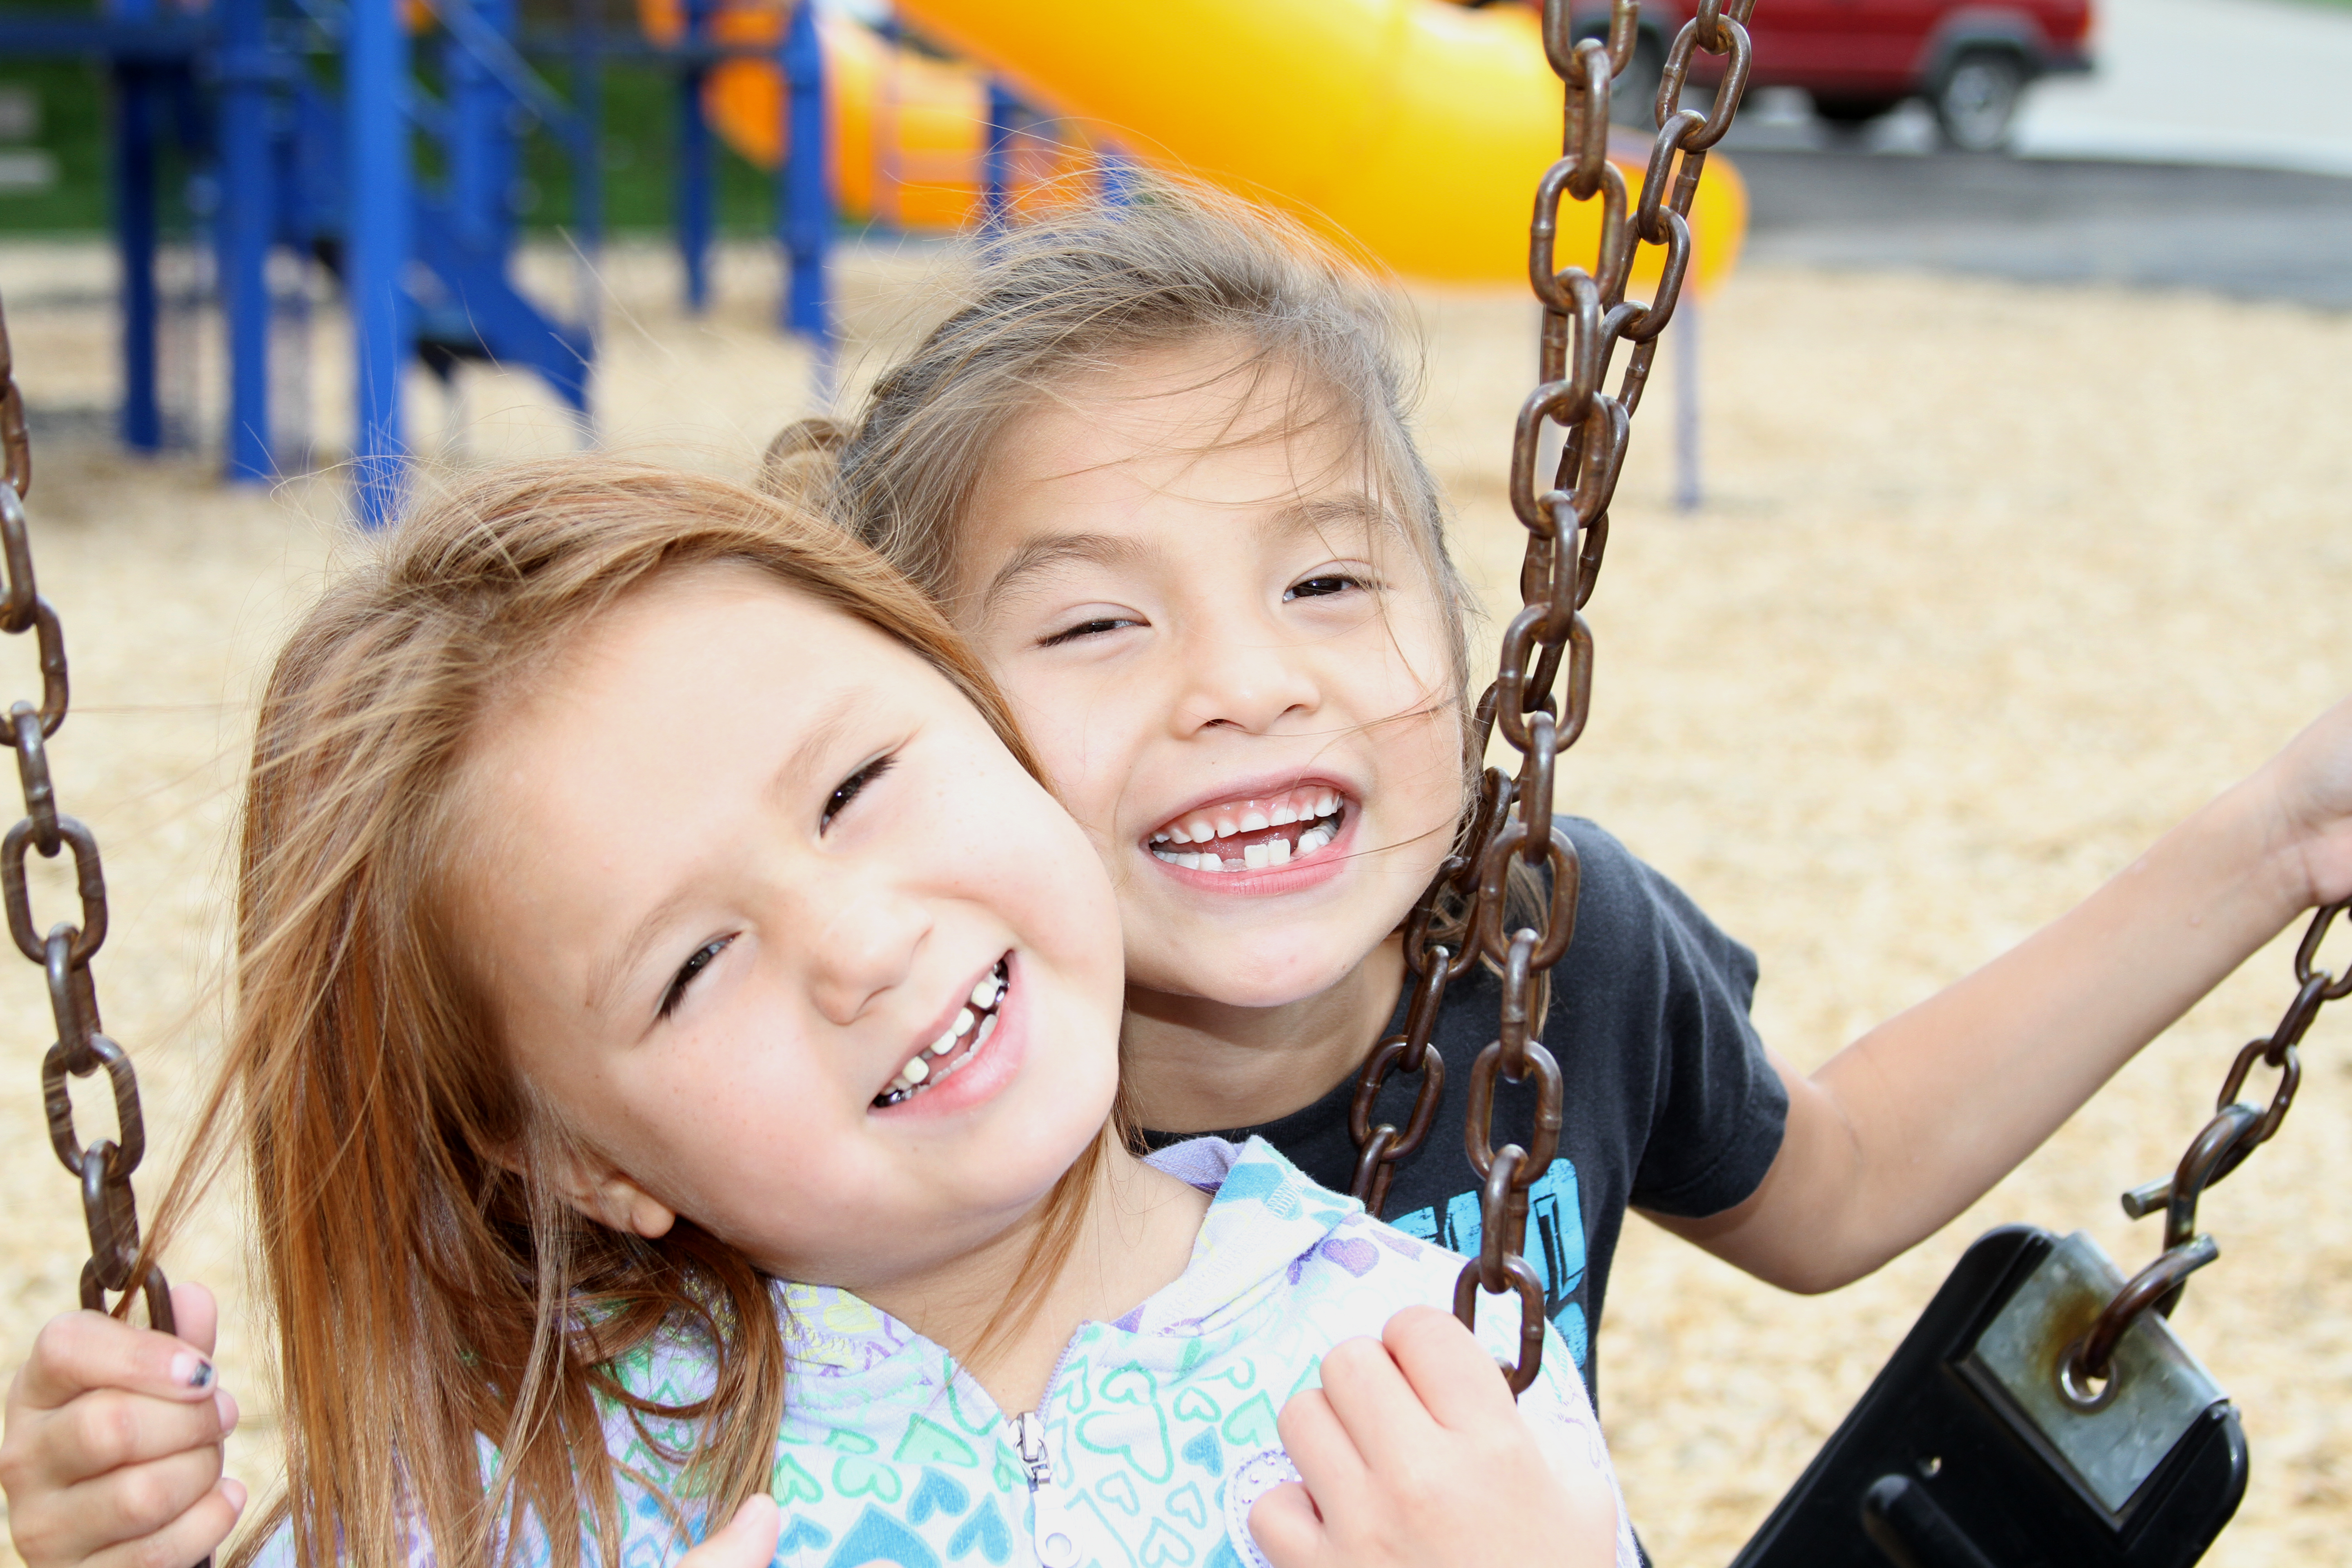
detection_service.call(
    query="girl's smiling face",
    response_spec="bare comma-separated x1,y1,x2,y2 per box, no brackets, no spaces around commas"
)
952,342,1466,1010
455,566,1125,1298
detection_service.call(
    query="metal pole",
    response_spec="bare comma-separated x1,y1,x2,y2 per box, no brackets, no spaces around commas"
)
217,0,273,480
779,0,830,372
982,79,1016,232
1673,299,1701,513
111,61,161,453
568,0,603,340
349,0,411,528
446,0,512,254
1098,147,1136,206
678,0,711,313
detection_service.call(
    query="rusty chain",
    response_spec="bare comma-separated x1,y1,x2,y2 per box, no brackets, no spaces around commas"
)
1345,0,1757,1395
0,293,180,1340
2059,900,2352,1396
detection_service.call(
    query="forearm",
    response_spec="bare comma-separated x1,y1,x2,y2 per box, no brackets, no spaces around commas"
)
1666,771,2309,1293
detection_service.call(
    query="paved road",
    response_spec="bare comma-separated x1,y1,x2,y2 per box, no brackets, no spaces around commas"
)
1700,0,2352,306
1730,149,2352,308
2012,0,2352,176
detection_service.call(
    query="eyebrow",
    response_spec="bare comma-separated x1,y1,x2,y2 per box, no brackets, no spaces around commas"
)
979,532,1151,607
582,685,868,1020
1270,492,1402,545
978,494,1402,609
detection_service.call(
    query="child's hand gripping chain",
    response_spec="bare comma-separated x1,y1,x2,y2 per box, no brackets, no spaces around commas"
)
0,1284,244,1568
1251,1307,1619,1568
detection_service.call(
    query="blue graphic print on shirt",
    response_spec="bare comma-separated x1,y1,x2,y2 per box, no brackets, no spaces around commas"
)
1387,1159,1588,1366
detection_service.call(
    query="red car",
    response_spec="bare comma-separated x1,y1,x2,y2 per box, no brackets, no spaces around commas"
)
1568,0,2096,150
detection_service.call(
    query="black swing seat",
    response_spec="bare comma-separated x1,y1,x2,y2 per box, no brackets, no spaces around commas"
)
1731,1226,2246,1568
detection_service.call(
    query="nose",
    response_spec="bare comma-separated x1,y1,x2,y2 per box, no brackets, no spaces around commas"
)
1169,613,1323,738
802,886,929,1027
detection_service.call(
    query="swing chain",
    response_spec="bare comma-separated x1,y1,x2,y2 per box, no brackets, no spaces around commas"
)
1343,0,1758,1396
0,294,179,1336
0,293,26,501
2076,898,2352,1385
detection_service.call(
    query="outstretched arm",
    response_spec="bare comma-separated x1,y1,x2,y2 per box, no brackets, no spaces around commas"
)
1657,693,2352,1294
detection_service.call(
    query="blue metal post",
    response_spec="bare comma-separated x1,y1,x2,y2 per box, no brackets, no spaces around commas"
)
111,65,161,452
982,79,1018,232
349,0,411,528
1098,147,1136,207
678,0,712,312
569,0,603,257
447,0,519,255
106,0,162,452
217,0,274,480
779,0,829,353
569,0,604,344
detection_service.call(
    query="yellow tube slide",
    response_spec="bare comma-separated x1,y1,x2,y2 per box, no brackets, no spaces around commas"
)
644,0,1745,291
638,0,1000,227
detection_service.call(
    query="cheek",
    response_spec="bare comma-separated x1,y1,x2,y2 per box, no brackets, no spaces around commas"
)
997,683,1132,844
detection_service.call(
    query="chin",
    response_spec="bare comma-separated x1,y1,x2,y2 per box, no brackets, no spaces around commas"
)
1161,948,1366,1011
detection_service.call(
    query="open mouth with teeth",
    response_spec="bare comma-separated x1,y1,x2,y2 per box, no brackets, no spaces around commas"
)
874,956,1009,1108
1147,785,1348,873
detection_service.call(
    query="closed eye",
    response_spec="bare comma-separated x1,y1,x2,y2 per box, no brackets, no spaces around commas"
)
1039,614,1143,647
658,936,732,1020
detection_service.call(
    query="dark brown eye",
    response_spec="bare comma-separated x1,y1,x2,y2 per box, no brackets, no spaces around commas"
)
1285,575,1361,602
659,937,731,1020
823,755,895,830
1040,616,1140,647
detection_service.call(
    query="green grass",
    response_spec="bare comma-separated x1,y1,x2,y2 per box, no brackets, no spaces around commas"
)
0,61,112,232
520,59,784,238
0,49,782,238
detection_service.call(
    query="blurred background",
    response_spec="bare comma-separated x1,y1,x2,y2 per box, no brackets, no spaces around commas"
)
0,0,2348,1563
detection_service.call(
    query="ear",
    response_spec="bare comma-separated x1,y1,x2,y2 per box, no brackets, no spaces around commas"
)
546,1146,679,1240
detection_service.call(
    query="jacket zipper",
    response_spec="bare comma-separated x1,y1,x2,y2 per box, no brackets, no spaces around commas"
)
1012,1409,1054,1487
1011,1338,1087,1567
1008,1333,1081,1489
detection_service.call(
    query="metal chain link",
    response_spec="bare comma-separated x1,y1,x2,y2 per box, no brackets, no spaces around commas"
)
2061,900,2352,1396
1345,0,1757,1396
0,292,179,1338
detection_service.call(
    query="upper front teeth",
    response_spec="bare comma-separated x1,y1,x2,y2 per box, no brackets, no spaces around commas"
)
931,1008,974,1056
1152,799,1340,872
880,960,1007,1104
1149,789,1341,849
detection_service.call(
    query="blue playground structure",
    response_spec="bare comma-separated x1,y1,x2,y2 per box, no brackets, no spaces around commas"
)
0,0,842,526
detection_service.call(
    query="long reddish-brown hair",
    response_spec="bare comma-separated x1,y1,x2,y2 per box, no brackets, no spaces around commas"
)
148,459,1107,1568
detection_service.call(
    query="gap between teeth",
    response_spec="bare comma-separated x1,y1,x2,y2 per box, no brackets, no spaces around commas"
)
1153,818,1337,872
1152,789,1341,847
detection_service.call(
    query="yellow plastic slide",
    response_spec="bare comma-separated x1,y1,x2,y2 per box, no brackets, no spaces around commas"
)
647,0,1745,290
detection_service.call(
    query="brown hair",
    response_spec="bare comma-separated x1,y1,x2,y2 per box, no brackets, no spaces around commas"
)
150,460,1107,1568
764,177,1475,763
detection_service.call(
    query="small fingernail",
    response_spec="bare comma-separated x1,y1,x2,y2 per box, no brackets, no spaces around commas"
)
216,1386,241,1433
172,1352,216,1388
222,1476,249,1513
